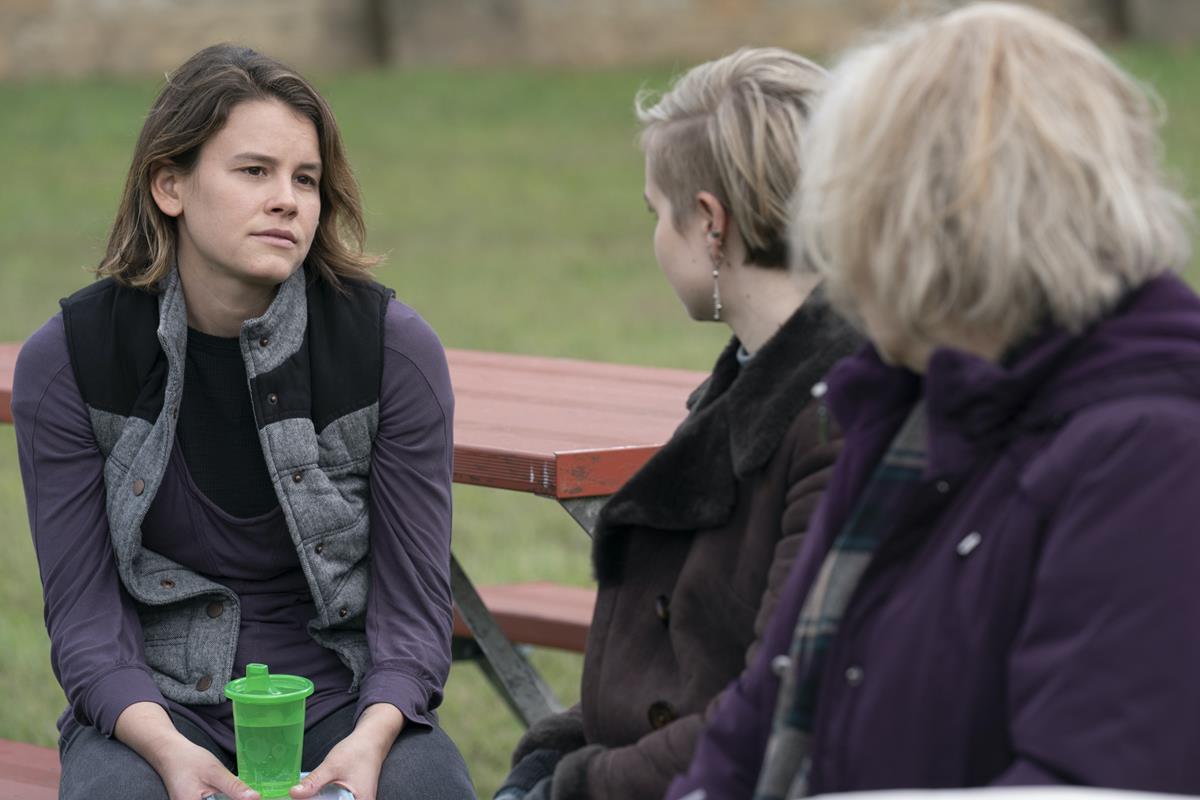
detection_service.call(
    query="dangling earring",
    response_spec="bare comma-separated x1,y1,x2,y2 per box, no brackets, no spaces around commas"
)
709,230,724,321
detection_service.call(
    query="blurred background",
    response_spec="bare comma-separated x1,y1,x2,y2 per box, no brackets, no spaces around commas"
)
1,1,1196,796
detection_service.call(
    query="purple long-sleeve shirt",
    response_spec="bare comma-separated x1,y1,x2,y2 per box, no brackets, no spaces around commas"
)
14,298,454,752
667,274,1200,796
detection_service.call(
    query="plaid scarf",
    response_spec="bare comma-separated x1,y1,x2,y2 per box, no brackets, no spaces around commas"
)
754,402,928,800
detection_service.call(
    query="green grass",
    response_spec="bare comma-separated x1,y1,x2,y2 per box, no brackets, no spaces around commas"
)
1,46,1198,797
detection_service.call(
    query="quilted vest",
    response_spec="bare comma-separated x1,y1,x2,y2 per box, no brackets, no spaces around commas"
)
59,266,392,706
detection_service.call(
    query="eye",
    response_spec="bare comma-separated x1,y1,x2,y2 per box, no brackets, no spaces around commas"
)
296,174,318,187
242,166,266,177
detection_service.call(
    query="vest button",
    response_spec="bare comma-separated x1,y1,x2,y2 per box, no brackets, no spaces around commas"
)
647,701,677,730
259,337,270,348
160,578,175,589
267,393,279,405
338,606,349,618
196,675,213,692
315,543,325,555
654,594,671,625
292,471,303,483
132,479,145,496
206,601,224,619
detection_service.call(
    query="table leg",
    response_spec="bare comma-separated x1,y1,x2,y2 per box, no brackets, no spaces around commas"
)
450,553,564,726
558,496,607,537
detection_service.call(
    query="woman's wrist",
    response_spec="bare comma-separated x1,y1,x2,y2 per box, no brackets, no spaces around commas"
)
352,702,406,758
113,700,192,771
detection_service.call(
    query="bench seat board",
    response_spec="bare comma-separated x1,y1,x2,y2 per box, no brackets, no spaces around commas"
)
453,581,596,653
0,738,59,797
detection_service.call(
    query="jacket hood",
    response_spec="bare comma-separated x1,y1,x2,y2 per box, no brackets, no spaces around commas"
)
827,273,1200,477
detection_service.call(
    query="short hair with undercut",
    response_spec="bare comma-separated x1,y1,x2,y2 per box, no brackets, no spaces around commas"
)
636,47,827,268
796,2,1193,348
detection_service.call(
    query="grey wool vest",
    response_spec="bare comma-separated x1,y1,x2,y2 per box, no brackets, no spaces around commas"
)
59,266,393,706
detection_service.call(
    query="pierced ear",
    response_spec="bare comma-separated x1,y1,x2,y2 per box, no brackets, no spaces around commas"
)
149,163,184,218
695,190,728,241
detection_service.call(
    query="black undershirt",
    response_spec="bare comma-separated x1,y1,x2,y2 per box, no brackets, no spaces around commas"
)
176,328,279,518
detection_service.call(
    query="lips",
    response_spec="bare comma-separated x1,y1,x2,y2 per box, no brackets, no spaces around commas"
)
252,229,298,246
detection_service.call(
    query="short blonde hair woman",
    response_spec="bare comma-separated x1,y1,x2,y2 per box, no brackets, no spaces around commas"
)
669,4,1200,798
494,48,861,800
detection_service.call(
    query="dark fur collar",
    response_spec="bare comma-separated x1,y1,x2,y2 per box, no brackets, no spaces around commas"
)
593,290,862,583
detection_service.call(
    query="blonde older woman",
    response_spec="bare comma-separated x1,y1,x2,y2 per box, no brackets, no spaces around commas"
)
493,48,861,800
668,3,1199,798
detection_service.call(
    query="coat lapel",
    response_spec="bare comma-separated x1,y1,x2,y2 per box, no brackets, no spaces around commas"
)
593,292,861,583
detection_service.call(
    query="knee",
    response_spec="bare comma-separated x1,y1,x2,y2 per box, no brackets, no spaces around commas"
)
59,728,168,800
60,760,168,800
377,725,476,800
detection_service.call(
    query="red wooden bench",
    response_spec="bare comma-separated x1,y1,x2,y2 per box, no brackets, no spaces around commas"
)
0,342,703,786
0,738,58,799
452,581,595,653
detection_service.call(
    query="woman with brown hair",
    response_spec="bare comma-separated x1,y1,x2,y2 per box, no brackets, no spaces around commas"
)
13,44,473,800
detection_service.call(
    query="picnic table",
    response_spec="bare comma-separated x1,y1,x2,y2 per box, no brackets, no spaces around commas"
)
0,342,704,791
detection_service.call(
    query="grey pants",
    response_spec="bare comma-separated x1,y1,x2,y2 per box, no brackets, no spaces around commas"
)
57,705,476,800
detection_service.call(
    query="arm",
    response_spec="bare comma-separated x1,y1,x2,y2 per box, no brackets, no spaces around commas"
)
549,427,841,800
12,316,165,735
294,301,455,800
15,316,252,800
992,402,1200,792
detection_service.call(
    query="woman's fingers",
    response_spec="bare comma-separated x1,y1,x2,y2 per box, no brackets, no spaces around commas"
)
204,762,260,800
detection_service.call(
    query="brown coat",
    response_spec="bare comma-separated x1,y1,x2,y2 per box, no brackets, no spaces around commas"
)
511,296,861,800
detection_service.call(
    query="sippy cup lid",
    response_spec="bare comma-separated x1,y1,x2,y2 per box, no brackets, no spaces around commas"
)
223,663,314,705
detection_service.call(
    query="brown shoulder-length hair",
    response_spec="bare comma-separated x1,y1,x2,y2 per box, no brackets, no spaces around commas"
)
98,43,377,290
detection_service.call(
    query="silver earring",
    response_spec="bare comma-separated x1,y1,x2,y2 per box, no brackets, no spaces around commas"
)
712,265,722,321
708,230,723,321
711,256,723,321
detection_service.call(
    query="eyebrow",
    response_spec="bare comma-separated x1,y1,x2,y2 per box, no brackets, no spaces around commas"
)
232,152,323,173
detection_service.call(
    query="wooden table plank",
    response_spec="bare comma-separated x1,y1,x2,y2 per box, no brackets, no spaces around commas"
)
0,343,702,498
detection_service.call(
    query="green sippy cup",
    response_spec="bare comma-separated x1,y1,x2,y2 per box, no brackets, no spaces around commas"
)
224,663,314,798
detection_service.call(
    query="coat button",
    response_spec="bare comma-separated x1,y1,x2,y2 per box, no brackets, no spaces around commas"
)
267,392,279,405
292,471,304,483
132,478,146,496
196,675,213,692
845,665,865,686
314,543,325,555
935,480,950,494
771,655,793,677
160,578,175,589
654,594,670,625
206,601,224,619
259,336,270,348
647,701,677,730
338,606,349,618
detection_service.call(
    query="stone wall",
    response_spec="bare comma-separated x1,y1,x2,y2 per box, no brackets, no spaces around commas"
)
0,0,1186,81
0,0,375,80
385,0,1122,68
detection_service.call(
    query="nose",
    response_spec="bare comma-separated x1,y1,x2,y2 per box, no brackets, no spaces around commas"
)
267,176,299,217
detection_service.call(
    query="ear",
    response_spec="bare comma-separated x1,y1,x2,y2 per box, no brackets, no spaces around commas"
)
695,190,728,256
149,163,185,218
